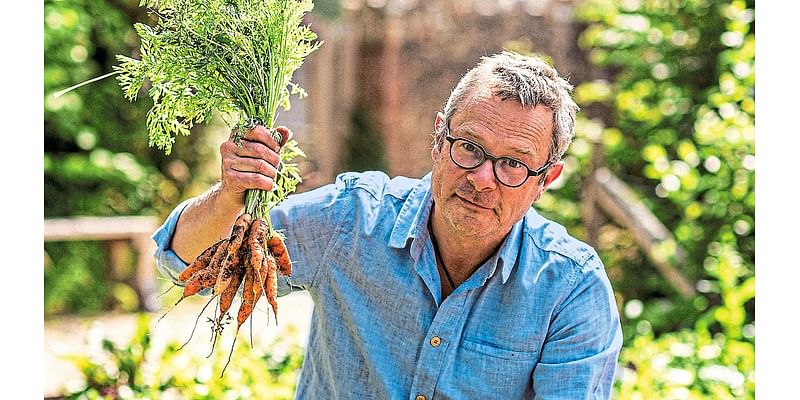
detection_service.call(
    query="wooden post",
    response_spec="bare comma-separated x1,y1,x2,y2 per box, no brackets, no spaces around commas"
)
132,235,159,311
381,14,405,176
105,240,131,309
592,168,696,299
309,18,337,184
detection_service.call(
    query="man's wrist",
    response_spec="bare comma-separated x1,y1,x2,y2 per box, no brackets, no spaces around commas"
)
212,183,246,216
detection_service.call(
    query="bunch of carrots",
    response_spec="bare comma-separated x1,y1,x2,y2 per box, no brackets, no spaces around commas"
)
176,213,292,326
168,210,294,374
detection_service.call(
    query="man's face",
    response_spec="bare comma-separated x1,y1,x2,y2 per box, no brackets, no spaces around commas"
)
430,91,563,242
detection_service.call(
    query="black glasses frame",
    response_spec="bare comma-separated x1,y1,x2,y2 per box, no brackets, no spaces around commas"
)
443,124,551,188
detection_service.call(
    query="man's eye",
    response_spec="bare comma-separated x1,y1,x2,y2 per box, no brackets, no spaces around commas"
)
462,142,479,153
504,158,525,169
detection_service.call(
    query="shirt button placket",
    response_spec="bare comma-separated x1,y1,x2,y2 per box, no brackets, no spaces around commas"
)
413,336,442,400
410,288,467,400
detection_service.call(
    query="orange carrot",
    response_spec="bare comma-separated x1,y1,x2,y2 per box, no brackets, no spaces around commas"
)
266,234,285,256
182,268,219,298
227,214,253,256
158,244,226,325
275,251,292,277
265,254,279,323
216,262,246,327
247,218,268,276
236,262,257,329
207,240,230,276
214,214,252,295
251,250,268,309
178,239,224,282
268,234,292,277
252,259,266,303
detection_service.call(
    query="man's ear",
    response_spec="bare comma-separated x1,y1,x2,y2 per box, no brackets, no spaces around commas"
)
541,162,564,191
431,112,446,161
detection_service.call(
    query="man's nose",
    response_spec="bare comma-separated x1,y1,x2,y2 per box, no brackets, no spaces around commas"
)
466,159,498,192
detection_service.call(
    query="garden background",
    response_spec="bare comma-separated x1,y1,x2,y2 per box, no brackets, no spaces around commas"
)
41,0,761,398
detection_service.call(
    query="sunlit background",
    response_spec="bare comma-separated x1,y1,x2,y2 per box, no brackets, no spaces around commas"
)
44,0,755,398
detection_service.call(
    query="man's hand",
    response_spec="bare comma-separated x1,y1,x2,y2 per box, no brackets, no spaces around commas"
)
171,125,292,262
218,125,293,208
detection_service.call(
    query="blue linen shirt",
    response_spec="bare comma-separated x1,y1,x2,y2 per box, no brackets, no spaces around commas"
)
153,171,622,400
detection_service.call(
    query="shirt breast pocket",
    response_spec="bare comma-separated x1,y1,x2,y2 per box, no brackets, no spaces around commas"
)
449,338,538,399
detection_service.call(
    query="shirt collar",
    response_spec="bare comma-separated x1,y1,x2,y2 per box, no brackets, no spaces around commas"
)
388,173,432,252
387,172,523,284
496,216,524,284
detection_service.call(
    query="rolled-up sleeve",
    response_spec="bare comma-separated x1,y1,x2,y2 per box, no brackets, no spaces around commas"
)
532,255,623,399
151,198,194,284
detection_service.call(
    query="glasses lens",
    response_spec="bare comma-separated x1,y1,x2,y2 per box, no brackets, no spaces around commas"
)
450,139,484,168
495,158,528,186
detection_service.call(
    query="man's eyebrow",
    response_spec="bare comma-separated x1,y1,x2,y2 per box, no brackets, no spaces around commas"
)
459,129,479,140
456,128,533,157
512,146,531,155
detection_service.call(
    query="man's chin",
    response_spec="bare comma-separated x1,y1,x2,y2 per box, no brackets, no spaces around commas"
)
445,203,497,233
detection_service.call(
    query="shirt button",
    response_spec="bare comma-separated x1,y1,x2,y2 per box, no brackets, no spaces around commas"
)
430,336,442,347
415,396,426,400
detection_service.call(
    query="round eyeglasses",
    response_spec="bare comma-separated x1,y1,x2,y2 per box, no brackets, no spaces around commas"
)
443,130,551,188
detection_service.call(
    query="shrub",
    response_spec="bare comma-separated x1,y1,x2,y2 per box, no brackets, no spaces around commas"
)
60,314,305,399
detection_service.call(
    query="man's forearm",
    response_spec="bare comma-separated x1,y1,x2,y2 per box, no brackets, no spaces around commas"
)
171,182,244,262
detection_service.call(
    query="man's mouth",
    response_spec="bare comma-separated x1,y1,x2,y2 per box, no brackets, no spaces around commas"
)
456,194,493,210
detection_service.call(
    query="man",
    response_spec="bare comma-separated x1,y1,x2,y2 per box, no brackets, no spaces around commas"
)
153,51,622,399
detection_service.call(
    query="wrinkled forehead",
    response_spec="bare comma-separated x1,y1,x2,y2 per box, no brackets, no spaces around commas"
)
454,87,554,126
450,93,554,160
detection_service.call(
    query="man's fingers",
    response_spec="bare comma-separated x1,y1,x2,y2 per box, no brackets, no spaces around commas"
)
221,136,282,169
219,125,288,198
274,126,293,147
228,157,278,178
222,155,279,191
231,140,281,166
244,125,277,151
226,170,276,192
239,124,291,152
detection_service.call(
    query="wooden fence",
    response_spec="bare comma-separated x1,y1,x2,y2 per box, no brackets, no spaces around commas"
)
44,216,161,311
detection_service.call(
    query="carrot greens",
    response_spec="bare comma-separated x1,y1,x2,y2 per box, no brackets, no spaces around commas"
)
114,0,319,220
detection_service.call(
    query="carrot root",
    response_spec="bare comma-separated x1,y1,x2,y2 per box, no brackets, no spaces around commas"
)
178,295,217,351
220,335,238,378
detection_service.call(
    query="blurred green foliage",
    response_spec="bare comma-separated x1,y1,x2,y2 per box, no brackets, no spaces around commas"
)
554,0,756,334
614,256,755,399
539,0,755,397
60,314,304,399
45,241,110,314
344,104,389,172
44,0,224,317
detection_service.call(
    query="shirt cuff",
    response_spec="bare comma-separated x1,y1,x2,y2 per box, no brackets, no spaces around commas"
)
151,198,194,284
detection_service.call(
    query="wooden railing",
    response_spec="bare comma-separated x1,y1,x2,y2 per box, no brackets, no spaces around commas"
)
44,216,161,311
582,142,696,299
